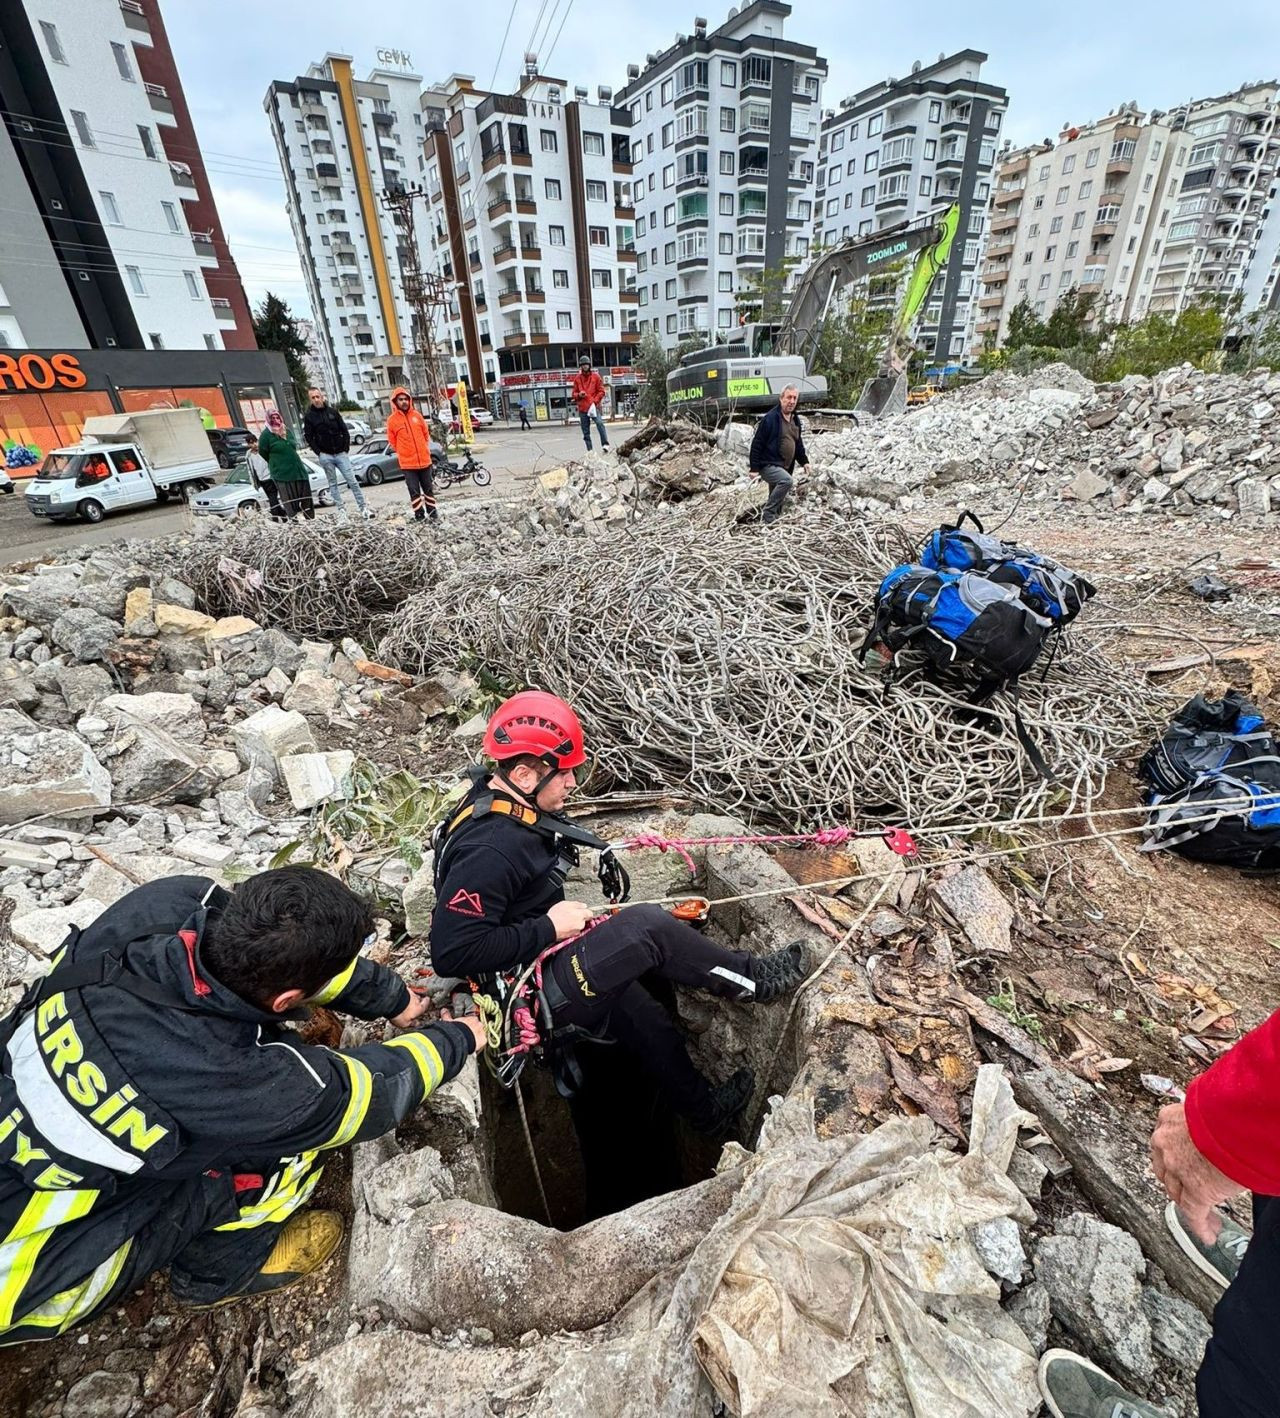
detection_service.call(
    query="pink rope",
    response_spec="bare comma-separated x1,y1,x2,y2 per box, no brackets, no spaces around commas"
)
503,916,609,1056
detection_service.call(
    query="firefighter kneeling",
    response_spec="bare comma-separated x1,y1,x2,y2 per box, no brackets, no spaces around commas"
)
430,692,808,1139
0,868,484,1342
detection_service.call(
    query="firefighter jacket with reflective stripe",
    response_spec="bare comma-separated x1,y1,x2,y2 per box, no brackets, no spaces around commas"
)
385,387,433,470
0,875,473,1330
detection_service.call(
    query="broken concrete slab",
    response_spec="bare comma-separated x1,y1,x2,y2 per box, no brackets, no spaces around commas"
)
51,607,119,663
153,603,215,636
280,750,355,811
101,690,205,741
1013,1066,1219,1316
0,710,112,825
101,720,217,807
206,615,261,644
170,834,237,868
930,865,1013,955
283,667,341,720
53,663,113,717
230,705,317,779
11,898,107,958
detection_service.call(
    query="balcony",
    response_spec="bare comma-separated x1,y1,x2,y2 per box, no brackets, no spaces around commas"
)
210,297,236,322
503,330,526,348
468,250,482,269
316,162,338,180
1000,152,1030,177
677,247,708,269
493,245,518,265
617,246,638,263
985,237,1015,258
482,149,506,174
515,198,537,216
981,266,1009,284
169,161,195,190
975,317,1000,335
145,82,174,119
498,290,522,307
509,148,533,168
519,243,542,261
488,197,512,219
191,229,215,258
990,211,1020,233
614,203,635,221
619,290,640,305
992,184,1024,206
524,288,546,303
977,293,1005,309
936,147,965,170
119,0,151,34
1105,155,1133,176
677,171,709,190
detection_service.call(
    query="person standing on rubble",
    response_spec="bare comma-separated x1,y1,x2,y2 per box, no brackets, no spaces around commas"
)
385,387,437,522
302,387,370,519
746,385,810,525
0,867,485,1341
570,357,610,452
1038,1011,1280,1417
257,409,314,520
428,691,809,1142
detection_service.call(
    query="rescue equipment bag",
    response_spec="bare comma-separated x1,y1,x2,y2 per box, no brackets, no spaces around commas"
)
1138,692,1280,873
919,511,1096,625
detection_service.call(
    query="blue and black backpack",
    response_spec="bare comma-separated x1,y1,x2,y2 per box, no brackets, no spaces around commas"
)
1139,692,1280,873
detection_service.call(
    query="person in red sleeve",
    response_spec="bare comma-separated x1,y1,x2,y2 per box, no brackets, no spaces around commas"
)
1037,1016,1278,1418
570,356,610,452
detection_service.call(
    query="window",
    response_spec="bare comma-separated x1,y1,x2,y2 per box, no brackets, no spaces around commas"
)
864,152,879,173
720,106,735,132
743,55,772,86
1028,223,1040,238
548,225,566,245
583,131,605,156
666,314,677,333
830,130,845,152
677,193,706,221
184,270,201,299
125,266,146,296
844,192,854,209
137,124,158,160
662,122,674,148
1066,240,1079,258
509,123,529,154
661,203,674,226
40,21,66,64
718,308,734,328
204,335,218,350
162,201,181,233
861,185,874,207
877,173,910,201
557,312,573,330
676,60,708,94
1085,147,1099,169
1038,273,1051,290
719,232,733,254
592,269,613,289
149,333,164,350
718,271,733,292
928,100,942,123
919,175,932,197
826,198,840,217
676,106,708,140
553,268,569,288
661,79,673,104
99,191,122,226
646,92,654,111
720,152,735,174
721,60,737,85
963,239,979,265
719,193,734,215
586,180,607,201
70,110,94,148
867,114,883,137
1078,179,1093,198
540,129,558,153
545,178,562,200
1072,209,1086,230
881,137,913,165
1055,185,1069,205
111,41,134,82
664,241,676,262
1038,163,1051,182
631,139,643,163
665,279,676,299
1060,269,1073,287
589,226,609,245
663,164,674,188
1062,154,1076,175
1045,245,1056,260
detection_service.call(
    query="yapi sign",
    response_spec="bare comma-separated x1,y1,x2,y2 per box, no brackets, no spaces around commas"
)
0,352,88,392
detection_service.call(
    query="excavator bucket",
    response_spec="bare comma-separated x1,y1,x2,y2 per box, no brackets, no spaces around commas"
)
855,373,908,419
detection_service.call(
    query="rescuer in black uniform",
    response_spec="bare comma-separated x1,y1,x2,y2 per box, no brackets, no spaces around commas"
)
429,691,807,1137
0,867,484,1342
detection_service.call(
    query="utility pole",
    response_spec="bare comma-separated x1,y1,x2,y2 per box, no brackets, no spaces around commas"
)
380,182,452,430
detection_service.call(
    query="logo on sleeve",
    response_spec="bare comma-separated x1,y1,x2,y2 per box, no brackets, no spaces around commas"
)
446,889,484,918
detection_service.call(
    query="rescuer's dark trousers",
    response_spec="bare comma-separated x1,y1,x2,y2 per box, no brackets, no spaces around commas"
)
0,1155,324,1343
403,466,437,520
547,904,753,1127
1197,1193,1280,1417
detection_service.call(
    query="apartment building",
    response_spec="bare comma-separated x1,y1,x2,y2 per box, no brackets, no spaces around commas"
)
419,66,639,419
818,51,1008,365
0,0,254,352
1147,83,1280,315
266,55,425,406
614,2,827,348
976,83,1280,351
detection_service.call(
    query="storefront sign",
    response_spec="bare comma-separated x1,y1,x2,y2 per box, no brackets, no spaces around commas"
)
0,352,88,392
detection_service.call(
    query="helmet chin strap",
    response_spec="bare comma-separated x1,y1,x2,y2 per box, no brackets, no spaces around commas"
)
494,757,561,808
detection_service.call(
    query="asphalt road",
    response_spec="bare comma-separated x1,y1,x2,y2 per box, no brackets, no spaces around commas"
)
0,421,637,567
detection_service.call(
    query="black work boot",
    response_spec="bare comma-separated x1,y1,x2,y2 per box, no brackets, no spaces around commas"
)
749,940,808,1001
694,1066,754,1137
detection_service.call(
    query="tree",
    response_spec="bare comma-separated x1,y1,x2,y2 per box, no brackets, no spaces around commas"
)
807,290,894,407
252,293,311,406
736,258,799,324
1042,285,1101,350
1233,307,1280,372
634,332,675,419
1098,295,1234,380
1004,298,1047,351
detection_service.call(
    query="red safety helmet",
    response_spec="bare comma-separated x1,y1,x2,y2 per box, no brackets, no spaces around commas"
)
483,691,587,770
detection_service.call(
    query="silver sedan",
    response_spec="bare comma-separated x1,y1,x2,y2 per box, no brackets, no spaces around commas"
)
190,460,333,519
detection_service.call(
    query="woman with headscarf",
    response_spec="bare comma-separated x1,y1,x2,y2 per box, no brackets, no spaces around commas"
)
257,409,313,520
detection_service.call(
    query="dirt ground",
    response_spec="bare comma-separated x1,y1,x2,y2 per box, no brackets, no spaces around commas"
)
2,490,1278,1414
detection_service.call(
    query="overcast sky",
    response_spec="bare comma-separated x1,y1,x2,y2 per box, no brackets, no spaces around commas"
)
162,0,1280,316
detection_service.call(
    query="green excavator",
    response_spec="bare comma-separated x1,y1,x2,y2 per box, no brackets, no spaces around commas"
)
665,203,960,424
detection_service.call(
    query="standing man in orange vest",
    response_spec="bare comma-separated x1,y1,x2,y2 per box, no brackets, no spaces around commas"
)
385,387,437,522
570,356,610,452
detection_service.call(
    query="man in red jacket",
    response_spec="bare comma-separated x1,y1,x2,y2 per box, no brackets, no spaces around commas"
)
570,356,610,452
1038,1016,1280,1417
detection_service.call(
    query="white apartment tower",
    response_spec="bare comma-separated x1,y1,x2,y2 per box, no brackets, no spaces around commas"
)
265,55,425,405
418,67,639,418
818,51,1008,366
614,2,827,348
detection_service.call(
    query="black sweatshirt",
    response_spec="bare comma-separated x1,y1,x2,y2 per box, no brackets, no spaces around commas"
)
302,403,351,455
429,801,564,979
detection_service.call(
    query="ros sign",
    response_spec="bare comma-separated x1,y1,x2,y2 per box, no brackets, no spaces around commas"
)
0,353,89,392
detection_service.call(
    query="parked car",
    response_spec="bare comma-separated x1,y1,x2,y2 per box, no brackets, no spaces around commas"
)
350,436,446,486
206,425,255,469
0,468,14,495
189,458,332,518
449,408,493,434
343,417,371,445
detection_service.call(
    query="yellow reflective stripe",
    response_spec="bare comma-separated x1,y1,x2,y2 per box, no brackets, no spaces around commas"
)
306,954,359,1007
13,1239,132,1334
216,1153,323,1231
384,1034,445,1095
321,1053,373,1150
0,1189,99,1329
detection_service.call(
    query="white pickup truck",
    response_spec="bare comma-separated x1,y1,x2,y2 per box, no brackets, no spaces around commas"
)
23,408,220,524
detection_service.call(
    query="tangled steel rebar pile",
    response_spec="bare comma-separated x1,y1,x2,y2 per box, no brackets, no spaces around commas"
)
377,510,1170,830
183,520,446,642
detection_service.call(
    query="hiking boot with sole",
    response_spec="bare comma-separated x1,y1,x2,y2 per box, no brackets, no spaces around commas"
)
750,941,808,1001
182,1210,344,1310
1038,1349,1171,1418
1165,1201,1249,1288
695,1066,755,1138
